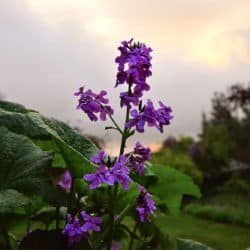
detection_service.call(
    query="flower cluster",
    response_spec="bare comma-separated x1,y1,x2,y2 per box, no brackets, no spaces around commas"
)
136,185,156,222
62,212,102,246
126,142,151,175
126,100,173,133
70,39,174,249
84,151,132,190
58,170,72,191
75,87,114,121
115,39,152,108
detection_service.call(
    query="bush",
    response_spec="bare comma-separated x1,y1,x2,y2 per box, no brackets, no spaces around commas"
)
152,149,203,185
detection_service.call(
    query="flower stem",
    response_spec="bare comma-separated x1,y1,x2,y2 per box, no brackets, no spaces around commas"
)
128,222,138,250
56,206,60,230
26,214,31,233
67,177,75,215
2,227,11,250
106,93,131,250
102,105,123,135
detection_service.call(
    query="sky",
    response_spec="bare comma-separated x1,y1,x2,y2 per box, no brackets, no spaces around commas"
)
1,0,250,154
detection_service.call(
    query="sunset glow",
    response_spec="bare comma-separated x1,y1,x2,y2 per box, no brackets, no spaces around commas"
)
26,0,250,66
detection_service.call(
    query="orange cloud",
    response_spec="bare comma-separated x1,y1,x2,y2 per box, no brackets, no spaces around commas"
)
26,0,250,66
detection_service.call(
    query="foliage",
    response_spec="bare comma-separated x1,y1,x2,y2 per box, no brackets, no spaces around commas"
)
0,190,29,214
196,83,250,189
159,214,250,250
185,203,250,227
177,238,213,250
0,99,201,250
0,101,98,249
152,149,203,185
0,101,98,178
0,127,52,212
148,164,201,214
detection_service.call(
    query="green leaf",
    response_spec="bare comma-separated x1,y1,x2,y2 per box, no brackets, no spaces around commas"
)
0,100,28,114
0,100,98,178
0,190,29,213
29,112,97,177
137,220,172,250
38,183,68,207
0,127,53,195
0,101,98,159
33,140,66,168
9,232,18,250
116,182,139,216
148,164,201,214
177,238,213,250
31,207,66,228
42,116,98,159
0,108,48,138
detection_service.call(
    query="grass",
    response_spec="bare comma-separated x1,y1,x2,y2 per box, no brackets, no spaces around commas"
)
183,191,250,228
156,213,250,250
184,203,250,227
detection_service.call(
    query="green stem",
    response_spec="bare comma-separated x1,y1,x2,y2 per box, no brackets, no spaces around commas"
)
67,177,75,215
26,214,30,233
106,91,131,250
56,206,60,230
2,227,11,250
128,222,138,250
102,105,123,135
114,204,131,224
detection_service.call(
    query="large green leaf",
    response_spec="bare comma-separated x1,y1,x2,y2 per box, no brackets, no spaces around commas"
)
0,100,98,178
0,101,98,158
0,108,48,138
0,127,53,195
177,239,213,250
0,127,53,213
29,112,97,177
0,100,29,114
0,190,29,213
31,207,66,229
148,164,201,214
33,140,66,168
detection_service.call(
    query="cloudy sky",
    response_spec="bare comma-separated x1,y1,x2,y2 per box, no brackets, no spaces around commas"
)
1,0,250,153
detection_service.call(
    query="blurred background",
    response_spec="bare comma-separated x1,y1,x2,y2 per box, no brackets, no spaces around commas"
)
1,1,250,249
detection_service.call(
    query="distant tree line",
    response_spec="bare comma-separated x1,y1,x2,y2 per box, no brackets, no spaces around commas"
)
156,83,250,194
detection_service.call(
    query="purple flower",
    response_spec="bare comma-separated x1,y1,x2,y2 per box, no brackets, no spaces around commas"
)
115,39,152,108
126,100,157,132
126,100,173,133
75,86,114,121
90,150,106,165
63,212,102,246
84,165,114,189
80,211,102,232
136,185,156,222
120,91,140,108
84,151,114,189
155,101,173,133
110,155,132,190
127,142,151,175
84,151,132,190
58,170,71,191
62,214,88,246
